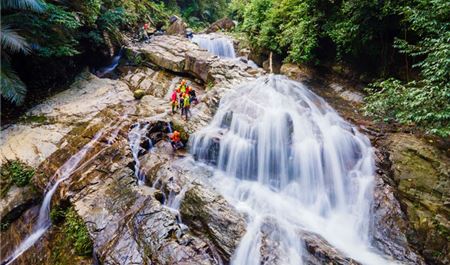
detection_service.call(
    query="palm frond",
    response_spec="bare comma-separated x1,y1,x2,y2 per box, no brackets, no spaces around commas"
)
1,24,31,54
1,0,45,12
1,65,27,105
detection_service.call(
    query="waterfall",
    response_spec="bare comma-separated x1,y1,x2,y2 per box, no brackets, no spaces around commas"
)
190,75,397,264
191,34,236,58
3,127,109,265
128,122,152,185
95,48,123,77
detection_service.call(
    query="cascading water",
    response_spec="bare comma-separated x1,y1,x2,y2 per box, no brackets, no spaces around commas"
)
128,122,152,185
94,48,123,77
3,127,109,265
191,34,236,58
190,75,398,265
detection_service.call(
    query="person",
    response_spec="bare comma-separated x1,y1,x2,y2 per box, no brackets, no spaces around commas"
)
189,88,198,105
179,92,185,116
170,130,183,150
179,79,187,94
170,89,178,114
183,93,191,120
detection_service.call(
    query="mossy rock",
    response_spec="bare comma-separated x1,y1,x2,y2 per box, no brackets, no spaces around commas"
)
134,89,146,100
388,133,449,265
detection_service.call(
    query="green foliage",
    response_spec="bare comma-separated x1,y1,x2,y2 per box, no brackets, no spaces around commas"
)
0,160,35,197
161,0,229,25
50,205,66,224
364,0,450,136
1,0,44,105
63,207,93,256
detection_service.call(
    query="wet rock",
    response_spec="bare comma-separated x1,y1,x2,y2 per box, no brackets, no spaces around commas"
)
300,231,361,265
206,17,235,33
386,133,449,265
372,175,426,265
0,185,40,226
180,183,246,261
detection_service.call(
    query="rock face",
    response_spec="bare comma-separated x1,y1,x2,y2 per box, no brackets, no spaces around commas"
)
386,133,449,265
0,72,134,167
166,16,187,36
0,186,39,226
206,17,235,33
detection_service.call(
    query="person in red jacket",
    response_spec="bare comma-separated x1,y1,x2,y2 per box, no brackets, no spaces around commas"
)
170,89,178,114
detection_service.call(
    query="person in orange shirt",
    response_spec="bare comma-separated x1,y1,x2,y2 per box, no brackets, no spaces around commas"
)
169,130,183,150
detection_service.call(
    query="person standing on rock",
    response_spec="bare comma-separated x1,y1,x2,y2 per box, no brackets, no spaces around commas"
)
179,92,185,116
171,89,178,114
183,93,191,120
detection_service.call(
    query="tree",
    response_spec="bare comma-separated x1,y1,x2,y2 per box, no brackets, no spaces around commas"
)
364,0,450,136
1,0,44,105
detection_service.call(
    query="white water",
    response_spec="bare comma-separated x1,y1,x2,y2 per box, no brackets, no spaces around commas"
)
190,75,397,265
128,122,152,185
192,34,236,58
95,48,123,77
3,127,108,265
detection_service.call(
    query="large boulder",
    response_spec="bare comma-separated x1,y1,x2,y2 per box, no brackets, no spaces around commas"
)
206,18,235,33
134,35,264,85
166,16,187,36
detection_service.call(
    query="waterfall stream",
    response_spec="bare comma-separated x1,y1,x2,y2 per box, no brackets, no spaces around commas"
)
3,127,111,265
190,75,398,265
128,122,152,185
191,34,236,58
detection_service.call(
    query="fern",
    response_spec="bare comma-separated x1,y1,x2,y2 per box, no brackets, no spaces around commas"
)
1,0,45,12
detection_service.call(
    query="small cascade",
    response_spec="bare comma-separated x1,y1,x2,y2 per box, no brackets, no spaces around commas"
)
95,48,123,77
128,122,152,185
3,127,109,265
191,34,236,58
190,75,398,265
166,122,173,134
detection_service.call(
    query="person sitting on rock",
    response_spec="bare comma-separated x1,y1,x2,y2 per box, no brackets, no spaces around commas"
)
183,93,191,120
170,89,178,114
169,130,183,150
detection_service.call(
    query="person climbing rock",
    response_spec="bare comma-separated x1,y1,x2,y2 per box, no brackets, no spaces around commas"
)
171,89,178,114
170,130,183,150
183,93,191,120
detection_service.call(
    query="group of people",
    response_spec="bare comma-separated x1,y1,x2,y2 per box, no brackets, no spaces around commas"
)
170,79,198,120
